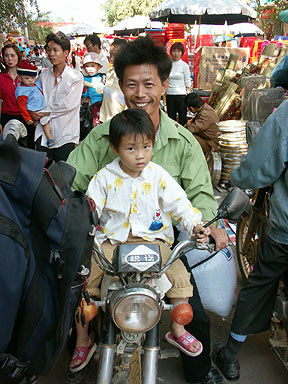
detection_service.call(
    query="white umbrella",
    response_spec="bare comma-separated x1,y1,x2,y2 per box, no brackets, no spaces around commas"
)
61,22,109,36
113,15,164,32
150,0,257,25
229,22,264,36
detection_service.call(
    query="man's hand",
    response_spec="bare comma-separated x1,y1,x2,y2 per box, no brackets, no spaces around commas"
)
29,111,50,121
209,225,228,251
184,119,192,129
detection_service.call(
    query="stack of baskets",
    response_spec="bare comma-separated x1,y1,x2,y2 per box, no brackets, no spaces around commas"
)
218,120,248,186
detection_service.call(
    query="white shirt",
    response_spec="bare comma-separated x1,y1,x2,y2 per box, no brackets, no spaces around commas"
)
87,158,202,245
166,59,192,95
35,66,84,147
99,67,126,122
99,51,109,74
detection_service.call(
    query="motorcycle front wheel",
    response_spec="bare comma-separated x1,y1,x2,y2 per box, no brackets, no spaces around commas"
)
236,205,261,280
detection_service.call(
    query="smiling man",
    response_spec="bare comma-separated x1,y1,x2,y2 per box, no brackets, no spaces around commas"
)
67,36,227,384
31,31,83,161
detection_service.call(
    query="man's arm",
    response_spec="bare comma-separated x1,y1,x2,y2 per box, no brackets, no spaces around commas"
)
186,110,211,134
231,101,288,189
179,131,228,250
67,121,114,193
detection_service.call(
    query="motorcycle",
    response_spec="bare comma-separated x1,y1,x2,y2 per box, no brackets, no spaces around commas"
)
80,188,249,384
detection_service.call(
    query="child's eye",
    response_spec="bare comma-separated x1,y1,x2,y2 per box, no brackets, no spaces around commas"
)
128,147,135,151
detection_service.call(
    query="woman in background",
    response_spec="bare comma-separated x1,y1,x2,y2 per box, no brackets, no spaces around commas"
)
0,43,23,132
166,42,192,127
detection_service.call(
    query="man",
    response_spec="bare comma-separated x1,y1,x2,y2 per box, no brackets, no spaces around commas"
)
213,100,288,381
67,35,228,384
30,31,83,162
84,34,109,73
99,38,127,122
185,93,220,154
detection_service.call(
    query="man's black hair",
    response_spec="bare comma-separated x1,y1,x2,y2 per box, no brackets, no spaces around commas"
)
111,38,128,49
84,34,101,50
109,109,155,150
45,31,71,52
185,93,204,109
113,35,172,84
170,42,185,56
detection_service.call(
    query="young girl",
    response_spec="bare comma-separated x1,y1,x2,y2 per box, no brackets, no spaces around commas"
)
81,53,105,126
15,59,55,148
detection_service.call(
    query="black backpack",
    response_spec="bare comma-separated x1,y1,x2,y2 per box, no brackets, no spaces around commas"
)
0,135,97,383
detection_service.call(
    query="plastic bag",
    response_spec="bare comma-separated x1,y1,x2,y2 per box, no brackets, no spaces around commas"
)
80,102,93,141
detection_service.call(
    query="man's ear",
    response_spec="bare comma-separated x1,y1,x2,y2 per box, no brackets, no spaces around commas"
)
119,80,123,92
161,79,169,96
64,50,69,59
110,143,118,155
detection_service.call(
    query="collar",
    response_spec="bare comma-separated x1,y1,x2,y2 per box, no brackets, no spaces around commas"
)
106,157,146,181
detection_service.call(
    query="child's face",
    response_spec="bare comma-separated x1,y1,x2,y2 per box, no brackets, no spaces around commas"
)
111,133,153,178
19,75,36,86
84,62,100,76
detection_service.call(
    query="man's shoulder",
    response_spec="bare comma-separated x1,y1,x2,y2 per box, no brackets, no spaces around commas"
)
64,66,83,81
161,113,197,146
86,119,111,142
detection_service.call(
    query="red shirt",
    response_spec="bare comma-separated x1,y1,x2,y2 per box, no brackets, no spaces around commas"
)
0,72,21,115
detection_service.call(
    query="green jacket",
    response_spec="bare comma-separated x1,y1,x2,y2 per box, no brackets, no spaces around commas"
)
67,109,217,221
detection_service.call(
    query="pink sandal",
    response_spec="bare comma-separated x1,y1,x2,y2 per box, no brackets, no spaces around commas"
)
165,331,203,357
70,343,96,372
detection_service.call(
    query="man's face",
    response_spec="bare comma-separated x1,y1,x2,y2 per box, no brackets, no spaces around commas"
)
47,41,68,66
119,64,169,128
85,40,100,54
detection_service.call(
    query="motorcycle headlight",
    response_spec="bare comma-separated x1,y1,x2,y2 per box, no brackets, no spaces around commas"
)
110,285,161,333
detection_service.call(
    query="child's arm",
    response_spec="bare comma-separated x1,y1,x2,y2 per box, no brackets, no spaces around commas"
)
193,224,211,243
17,95,33,124
158,166,204,235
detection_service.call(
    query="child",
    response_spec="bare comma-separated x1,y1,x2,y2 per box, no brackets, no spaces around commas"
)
15,59,55,148
70,108,210,372
81,52,105,126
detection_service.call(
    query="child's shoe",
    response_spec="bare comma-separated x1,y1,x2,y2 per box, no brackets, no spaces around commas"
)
47,139,56,149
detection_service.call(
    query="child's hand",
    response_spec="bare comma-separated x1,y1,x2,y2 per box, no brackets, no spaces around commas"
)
27,120,33,125
193,224,211,243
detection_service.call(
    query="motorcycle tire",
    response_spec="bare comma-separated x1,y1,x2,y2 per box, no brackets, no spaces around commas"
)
236,205,260,280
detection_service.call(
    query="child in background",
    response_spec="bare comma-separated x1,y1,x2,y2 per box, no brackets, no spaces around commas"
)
81,53,105,126
70,108,211,372
15,59,55,148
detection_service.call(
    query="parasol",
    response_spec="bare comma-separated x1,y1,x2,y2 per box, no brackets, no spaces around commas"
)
213,35,234,44
229,22,264,36
280,9,288,23
150,0,257,25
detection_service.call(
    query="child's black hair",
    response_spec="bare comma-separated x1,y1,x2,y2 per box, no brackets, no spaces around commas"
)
109,109,155,150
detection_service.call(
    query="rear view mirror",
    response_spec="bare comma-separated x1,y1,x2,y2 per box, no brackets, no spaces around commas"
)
204,187,250,227
217,187,250,223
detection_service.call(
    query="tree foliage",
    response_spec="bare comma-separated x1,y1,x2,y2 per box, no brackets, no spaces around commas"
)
26,12,53,44
105,0,163,26
252,0,288,38
0,0,39,32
